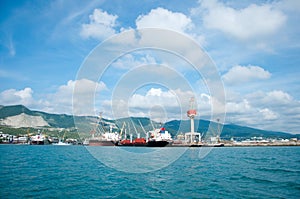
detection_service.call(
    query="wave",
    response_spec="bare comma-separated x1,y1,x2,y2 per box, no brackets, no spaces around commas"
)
258,167,300,174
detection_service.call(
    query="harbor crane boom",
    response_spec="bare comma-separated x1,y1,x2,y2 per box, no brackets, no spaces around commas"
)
119,122,126,139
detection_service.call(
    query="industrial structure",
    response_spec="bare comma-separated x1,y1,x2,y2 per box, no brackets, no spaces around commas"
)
185,97,201,144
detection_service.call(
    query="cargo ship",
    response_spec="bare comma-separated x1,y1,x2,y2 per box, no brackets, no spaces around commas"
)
30,132,50,145
147,127,172,147
87,129,120,146
88,133,119,146
117,137,147,146
117,127,172,147
86,113,121,146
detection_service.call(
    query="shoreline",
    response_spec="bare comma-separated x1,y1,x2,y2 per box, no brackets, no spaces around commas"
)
1,141,300,147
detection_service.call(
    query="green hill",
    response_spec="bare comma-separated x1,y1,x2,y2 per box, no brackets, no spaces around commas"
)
0,105,298,139
0,105,34,118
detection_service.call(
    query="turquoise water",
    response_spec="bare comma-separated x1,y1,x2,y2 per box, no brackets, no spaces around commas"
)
1,145,299,198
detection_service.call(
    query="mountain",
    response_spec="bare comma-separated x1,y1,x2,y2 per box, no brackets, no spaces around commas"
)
164,120,298,139
0,105,299,139
0,105,33,118
0,105,75,128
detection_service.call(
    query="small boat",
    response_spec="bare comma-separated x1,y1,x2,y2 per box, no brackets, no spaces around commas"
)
52,140,71,146
202,143,224,147
16,136,29,144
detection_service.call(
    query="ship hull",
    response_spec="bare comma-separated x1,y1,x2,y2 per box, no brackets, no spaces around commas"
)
118,143,134,146
30,141,45,145
117,140,169,147
88,140,115,146
147,140,169,147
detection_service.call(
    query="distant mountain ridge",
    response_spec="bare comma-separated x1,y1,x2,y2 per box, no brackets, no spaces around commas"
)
0,105,299,139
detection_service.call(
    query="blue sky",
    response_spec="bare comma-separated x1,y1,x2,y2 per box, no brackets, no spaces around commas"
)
0,0,300,134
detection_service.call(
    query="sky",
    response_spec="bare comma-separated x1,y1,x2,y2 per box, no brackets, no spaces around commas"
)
0,0,300,134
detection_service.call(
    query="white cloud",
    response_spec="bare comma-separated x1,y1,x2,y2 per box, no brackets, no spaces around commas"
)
8,36,15,56
129,88,179,109
225,89,300,133
136,7,194,33
0,88,34,106
275,0,300,12
135,7,207,46
264,90,292,105
103,87,225,123
54,79,107,115
80,9,118,40
247,90,293,106
102,88,196,121
222,65,271,85
112,53,157,70
198,0,286,40
0,79,107,116
64,78,106,95
259,108,278,120
226,99,251,114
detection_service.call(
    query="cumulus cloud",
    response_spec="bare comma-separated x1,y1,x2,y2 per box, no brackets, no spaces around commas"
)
0,79,107,115
247,90,293,106
129,88,179,109
275,0,300,12
53,79,107,115
264,90,292,105
198,0,286,40
225,89,300,133
80,9,118,40
0,88,34,106
135,7,207,45
102,88,197,121
136,7,194,33
226,99,251,114
112,53,157,70
102,87,225,123
259,108,278,120
222,65,271,85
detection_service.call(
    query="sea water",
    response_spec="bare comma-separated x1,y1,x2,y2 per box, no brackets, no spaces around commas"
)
0,145,299,198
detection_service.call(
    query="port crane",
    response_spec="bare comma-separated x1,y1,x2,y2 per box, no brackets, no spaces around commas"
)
90,112,105,138
119,122,126,139
131,119,140,138
138,119,148,141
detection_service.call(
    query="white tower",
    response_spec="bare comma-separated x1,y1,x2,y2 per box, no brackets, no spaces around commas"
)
187,97,197,143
